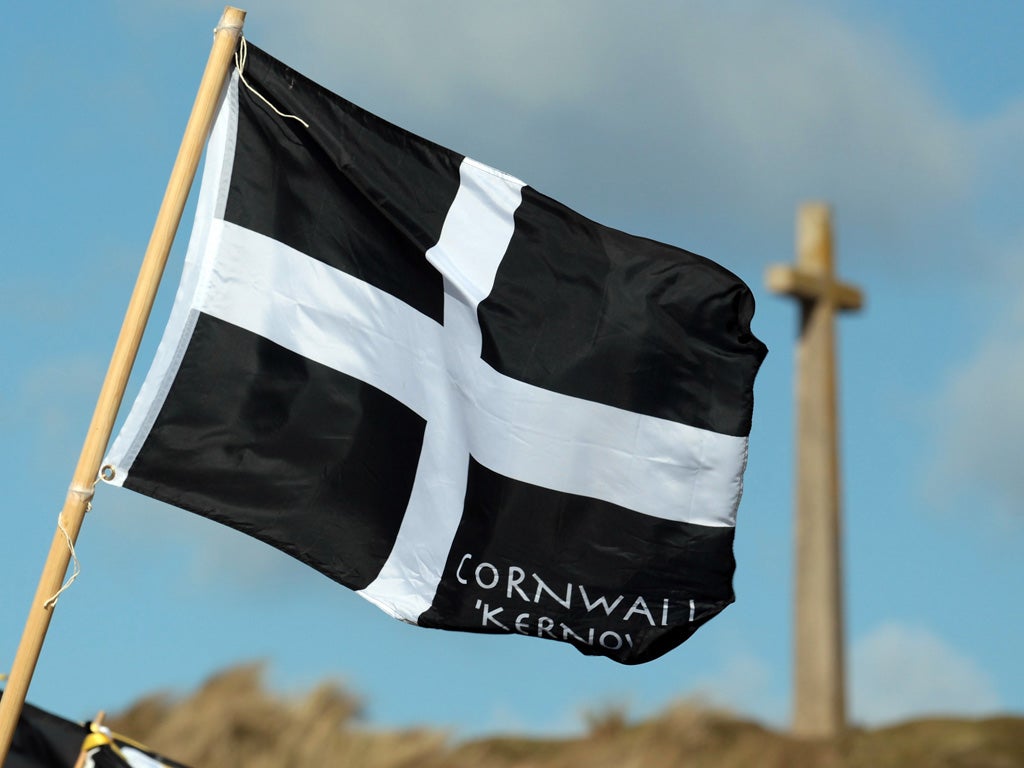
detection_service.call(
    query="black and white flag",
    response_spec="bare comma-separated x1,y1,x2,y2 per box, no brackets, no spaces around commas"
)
102,43,766,664
2,691,83,768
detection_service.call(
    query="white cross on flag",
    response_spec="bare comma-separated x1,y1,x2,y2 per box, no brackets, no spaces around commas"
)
102,43,767,664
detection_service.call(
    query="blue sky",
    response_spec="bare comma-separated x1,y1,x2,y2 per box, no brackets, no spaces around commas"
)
2,0,1022,737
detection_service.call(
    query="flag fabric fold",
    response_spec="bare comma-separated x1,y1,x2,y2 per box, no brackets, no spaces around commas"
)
102,42,766,663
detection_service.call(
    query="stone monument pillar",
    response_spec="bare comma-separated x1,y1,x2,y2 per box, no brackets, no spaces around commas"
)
766,203,862,738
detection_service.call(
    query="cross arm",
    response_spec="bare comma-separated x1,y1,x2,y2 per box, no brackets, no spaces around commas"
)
765,264,863,312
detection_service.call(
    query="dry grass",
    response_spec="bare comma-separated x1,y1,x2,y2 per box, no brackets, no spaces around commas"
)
106,664,1024,768
108,664,445,768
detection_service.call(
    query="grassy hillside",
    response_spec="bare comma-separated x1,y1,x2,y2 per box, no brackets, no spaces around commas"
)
106,665,1024,768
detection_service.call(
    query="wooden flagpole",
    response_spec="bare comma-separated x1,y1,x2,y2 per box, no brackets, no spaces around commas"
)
0,7,246,762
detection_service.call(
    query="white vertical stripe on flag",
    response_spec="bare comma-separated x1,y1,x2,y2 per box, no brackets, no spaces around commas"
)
425,157,524,309
359,158,525,619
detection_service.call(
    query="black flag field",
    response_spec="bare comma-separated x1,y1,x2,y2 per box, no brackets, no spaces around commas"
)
102,42,767,664
2,692,81,768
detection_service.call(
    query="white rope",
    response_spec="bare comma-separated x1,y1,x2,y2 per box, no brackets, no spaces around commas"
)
69,484,96,504
43,516,81,609
40,475,99,609
235,37,310,129
214,21,244,35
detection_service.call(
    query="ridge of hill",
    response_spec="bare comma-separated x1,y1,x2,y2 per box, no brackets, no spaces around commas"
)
106,664,1024,768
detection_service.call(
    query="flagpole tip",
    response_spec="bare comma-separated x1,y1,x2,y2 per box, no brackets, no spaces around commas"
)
216,6,247,33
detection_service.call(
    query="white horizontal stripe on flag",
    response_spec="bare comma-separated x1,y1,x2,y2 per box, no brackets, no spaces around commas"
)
192,219,747,532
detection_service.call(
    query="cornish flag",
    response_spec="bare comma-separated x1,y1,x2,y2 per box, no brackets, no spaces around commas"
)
102,43,766,664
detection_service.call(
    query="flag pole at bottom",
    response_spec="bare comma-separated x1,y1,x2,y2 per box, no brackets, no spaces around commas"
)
0,7,246,763
72,711,105,768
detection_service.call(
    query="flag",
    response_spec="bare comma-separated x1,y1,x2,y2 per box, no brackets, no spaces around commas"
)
2,691,81,768
102,42,766,663
0,690,188,768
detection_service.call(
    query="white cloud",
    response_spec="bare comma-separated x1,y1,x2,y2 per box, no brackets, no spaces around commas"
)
925,285,1024,522
968,99,1024,281
3,355,105,469
691,652,786,726
851,622,1001,725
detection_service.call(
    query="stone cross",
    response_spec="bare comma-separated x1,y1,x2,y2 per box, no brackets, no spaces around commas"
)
766,202,863,738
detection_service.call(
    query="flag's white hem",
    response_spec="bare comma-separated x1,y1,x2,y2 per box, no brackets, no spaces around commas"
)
102,73,240,486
